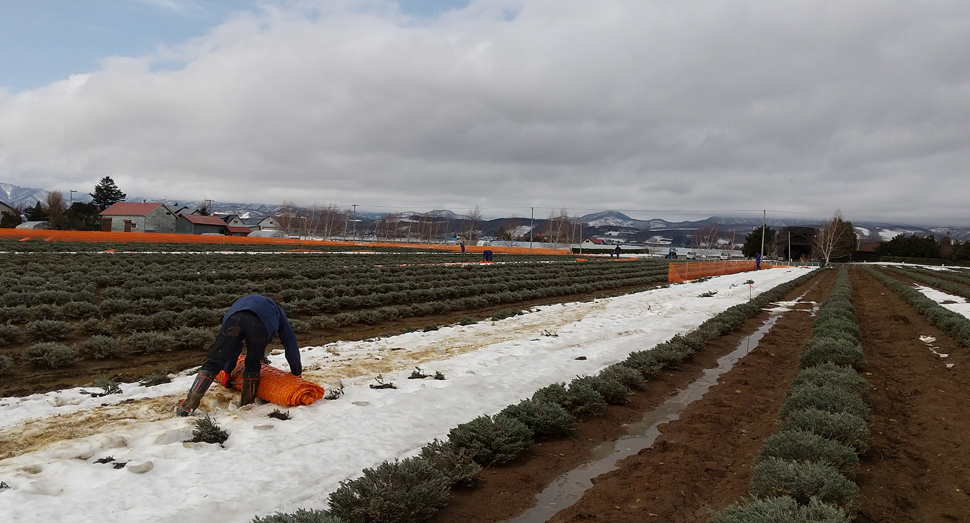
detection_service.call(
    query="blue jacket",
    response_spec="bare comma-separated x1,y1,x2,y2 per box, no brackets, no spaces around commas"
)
224,294,302,375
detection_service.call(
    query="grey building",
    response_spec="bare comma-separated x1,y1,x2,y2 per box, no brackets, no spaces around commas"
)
99,202,177,233
176,214,229,235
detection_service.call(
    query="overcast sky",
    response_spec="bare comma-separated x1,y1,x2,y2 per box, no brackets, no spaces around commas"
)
1,0,968,226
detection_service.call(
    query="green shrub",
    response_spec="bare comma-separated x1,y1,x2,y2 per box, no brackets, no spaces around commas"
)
59,301,100,320
180,307,221,327
571,375,629,405
26,320,74,341
0,305,28,324
77,335,127,360
779,385,869,421
791,364,869,398
188,414,230,445
532,382,569,406
599,363,646,391
562,380,608,418
779,408,871,454
490,309,523,321
75,318,112,336
811,316,862,341
458,316,476,326
500,398,574,439
0,354,15,376
139,367,172,387
150,310,183,330
756,430,859,473
418,438,482,487
799,336,866,370
749,458,859,510
327,457,450,523
447,413,533,466
22,342,76,369
289,319,311,333
98,298,132,316
708,495,849,523
26,304,60,321
170,326,215,351
124,331,174,355
251,508,343,523
310,316,338,330
423,323,439,332
0,324,21,346
623,350,664,379
111,313,155,333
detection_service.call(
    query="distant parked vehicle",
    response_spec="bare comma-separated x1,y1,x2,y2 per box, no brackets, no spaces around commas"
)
685,251,696,260
719,252,729,260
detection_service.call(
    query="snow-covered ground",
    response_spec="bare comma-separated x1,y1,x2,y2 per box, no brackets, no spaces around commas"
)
2,265,939,523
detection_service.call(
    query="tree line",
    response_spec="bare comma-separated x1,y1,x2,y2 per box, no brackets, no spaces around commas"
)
1,177,126,230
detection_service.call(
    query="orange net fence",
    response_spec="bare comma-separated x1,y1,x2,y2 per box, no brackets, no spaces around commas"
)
667,260,774,283
216,356,326,407
0,229,567,255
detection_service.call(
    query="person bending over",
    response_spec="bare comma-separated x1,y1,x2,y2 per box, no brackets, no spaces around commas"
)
176,294,302,416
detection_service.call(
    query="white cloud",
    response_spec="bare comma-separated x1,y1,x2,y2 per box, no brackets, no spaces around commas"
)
2,0,969,225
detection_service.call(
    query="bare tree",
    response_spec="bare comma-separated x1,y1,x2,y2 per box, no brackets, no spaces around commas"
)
812,211,857,262
45,191,67,229
314,204,341,239
498,216,521,249
277,201,299,235
378,214,399,241
691,222,721,253
464,206,482,244
544,208,573,252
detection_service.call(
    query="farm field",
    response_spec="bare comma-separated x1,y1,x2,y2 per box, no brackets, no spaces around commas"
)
0,245,669,397
2,252,970,522
0,250,809,522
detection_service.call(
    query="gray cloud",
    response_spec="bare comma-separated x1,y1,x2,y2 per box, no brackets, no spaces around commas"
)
2,0,969,225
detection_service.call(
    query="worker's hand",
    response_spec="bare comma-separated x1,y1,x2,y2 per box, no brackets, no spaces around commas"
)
216,373,230,388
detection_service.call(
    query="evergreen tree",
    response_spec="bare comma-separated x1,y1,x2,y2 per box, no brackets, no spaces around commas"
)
23,202,48,221
89,176,127,211
65,202,100,231
742,225,776,258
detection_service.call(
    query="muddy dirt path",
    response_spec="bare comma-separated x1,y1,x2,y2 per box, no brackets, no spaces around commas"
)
432,266,970,522
431,270,836,523
851,268,970,522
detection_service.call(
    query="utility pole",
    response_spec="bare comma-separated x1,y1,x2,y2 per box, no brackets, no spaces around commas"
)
760,210,766,263
351,204,358,241
530,207,534,253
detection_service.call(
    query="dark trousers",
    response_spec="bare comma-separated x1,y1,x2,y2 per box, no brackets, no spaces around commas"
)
200,311,269,375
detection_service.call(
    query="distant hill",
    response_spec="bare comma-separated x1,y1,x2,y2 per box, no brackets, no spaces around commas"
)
3,181,968,241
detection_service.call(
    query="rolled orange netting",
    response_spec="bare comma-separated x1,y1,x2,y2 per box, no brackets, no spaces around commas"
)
215,355,326,407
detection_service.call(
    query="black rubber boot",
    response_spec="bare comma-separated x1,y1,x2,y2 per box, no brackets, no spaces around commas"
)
239,371,260,407
176,370,216,416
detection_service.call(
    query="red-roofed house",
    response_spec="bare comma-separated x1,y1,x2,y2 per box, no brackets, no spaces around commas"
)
226,225,252,236
176,214,229,235
99,202,177,233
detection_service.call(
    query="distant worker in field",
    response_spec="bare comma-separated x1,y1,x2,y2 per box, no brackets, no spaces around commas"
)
460,241,465,253
755,253,762,270
614,245,621,258
176,294,302,416
482,249,493,262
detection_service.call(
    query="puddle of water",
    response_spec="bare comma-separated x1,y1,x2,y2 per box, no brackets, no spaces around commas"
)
507,290,809,523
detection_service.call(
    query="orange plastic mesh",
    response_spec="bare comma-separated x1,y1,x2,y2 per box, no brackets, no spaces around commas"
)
667,260,773,283
215,356,326,407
